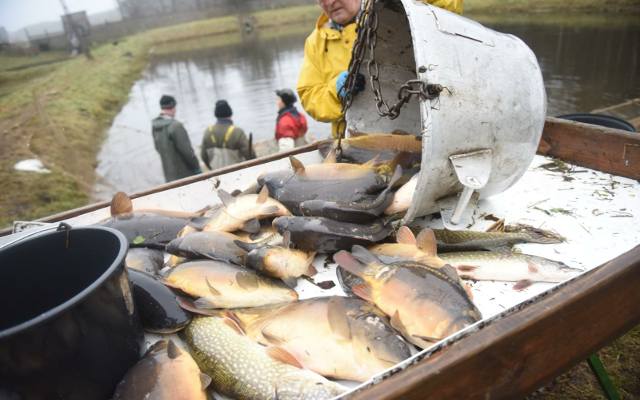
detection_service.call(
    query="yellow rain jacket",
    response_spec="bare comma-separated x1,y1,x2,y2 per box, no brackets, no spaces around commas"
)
297,0,463,137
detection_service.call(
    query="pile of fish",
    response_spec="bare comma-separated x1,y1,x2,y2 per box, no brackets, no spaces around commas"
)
98,134,580,400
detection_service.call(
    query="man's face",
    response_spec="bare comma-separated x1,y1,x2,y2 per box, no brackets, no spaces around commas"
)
318,0,361,25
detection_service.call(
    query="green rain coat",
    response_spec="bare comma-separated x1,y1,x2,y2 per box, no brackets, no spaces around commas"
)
151,114,200,182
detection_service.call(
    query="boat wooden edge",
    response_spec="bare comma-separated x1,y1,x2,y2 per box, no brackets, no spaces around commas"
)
539,117,640,180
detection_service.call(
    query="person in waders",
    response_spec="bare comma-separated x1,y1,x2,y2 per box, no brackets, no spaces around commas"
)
151,95,201,182
275,88,308,152
201,100,253,170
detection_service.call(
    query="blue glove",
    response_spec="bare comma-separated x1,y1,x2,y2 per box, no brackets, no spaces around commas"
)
336,71,366,99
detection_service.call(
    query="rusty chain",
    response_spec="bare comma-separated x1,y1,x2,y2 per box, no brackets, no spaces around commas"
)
336,0,442,158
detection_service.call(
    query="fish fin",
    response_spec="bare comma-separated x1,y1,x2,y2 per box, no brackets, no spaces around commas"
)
240,218,261,234
416,228,438,256
166,339,182,359
230,189,243,196
217,189,235,207
390,310,406,333
222,316,245,335
235,271,260,290
200,373,212,390
176,296,218,315
222,310,243,328
486,218,505,232
257,185,269,203
289,156,305,174
327,297,352,340
352,283,373,303
396,226,417,245
464,283,474,300
527,261,539,274
205,278,222,296
388,151,412,172
513,279,533,291
283,231,291,248
194,297,218,309
363,154,380,168
441,264,461,283
110,192,133,216
188,216,209,230
261,327,285,345
333,250,366,278
324,148,337,164
350,245,381,266
306,260,318,276
282,277,298,288
266,346,303,369
234,239,259,252
412,334,441,343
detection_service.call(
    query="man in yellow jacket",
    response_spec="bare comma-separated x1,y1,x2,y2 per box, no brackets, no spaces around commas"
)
297,0,463,138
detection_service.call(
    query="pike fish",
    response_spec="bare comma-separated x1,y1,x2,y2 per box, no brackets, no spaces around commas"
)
184,316,347,400
439,251,582,288
272,216,393,252
191,186,290,233
166,230,248,265
431,226,564,252
126,248,164,275
128,269,191,334
258,156,390,215
229,296,413,382
164,260,298,309
235,234,317,287
334,246,481,348
112,340,210,400
299,166,402,223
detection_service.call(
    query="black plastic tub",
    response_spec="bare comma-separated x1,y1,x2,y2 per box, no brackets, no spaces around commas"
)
557,113,636,132
0,226,143,400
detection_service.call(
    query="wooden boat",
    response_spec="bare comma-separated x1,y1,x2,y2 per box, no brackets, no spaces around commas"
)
2,116,638,399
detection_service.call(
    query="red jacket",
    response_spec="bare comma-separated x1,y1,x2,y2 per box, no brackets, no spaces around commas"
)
275,108,308,140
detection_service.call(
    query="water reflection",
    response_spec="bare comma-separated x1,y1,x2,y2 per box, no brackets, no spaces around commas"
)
94,18,639,200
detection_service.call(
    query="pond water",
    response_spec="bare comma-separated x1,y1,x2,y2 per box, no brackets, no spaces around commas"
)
93,16,639,200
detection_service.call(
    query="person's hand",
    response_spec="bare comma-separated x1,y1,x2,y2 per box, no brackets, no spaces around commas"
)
337,71,366,99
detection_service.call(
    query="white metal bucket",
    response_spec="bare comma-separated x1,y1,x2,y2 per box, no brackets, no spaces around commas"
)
346,0,547,224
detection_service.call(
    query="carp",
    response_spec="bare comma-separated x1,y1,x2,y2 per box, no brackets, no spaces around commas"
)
299,166,402,223
319,133,422,170
128,269,191,334
258,156,390,215
112,340,210,400
164,260,298,309
235,233,317,287
99,212,188,246
229,296,413,382
183,316,347,400
334,246,481,348
190,186,290,233
166,230,248,265
272,216,393,252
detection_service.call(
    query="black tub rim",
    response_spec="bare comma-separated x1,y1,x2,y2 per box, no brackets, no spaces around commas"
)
556,112,636,132
0,226,129,339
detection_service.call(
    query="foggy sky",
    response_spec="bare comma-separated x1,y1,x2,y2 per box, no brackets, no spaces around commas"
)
0,0,118,32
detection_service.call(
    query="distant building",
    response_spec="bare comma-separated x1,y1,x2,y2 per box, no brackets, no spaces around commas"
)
0,27,9,45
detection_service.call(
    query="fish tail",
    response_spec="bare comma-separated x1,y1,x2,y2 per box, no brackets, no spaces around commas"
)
234,239,260,252
333,251,367,278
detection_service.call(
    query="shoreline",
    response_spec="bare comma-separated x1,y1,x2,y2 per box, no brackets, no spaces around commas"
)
1,2,639,227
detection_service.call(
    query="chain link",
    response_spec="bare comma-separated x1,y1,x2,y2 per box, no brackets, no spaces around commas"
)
336,0,442,157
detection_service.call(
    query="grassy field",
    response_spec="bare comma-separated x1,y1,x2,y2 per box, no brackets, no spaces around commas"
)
0,2,639,397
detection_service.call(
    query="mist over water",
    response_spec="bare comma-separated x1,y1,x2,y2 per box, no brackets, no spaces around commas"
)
94,19,640,200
